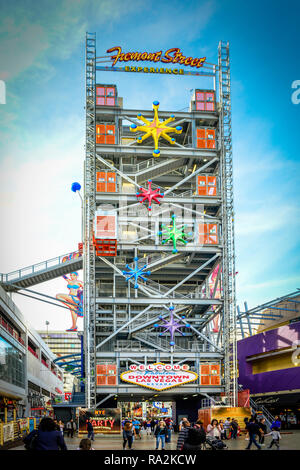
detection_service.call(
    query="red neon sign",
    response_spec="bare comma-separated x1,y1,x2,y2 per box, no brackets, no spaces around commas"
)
107,47,206,68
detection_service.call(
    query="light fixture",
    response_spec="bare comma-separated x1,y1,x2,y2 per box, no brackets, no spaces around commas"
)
183,397,188,400
192,394,198,397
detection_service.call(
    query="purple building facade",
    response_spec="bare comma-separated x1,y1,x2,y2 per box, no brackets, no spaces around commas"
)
237,320,300,394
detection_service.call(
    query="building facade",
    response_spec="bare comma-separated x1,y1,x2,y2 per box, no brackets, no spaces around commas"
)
83,34,237,419
0,285,64,420
237,294,300,429
38,330,82,395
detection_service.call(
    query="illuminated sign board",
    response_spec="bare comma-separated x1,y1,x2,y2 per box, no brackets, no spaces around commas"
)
78,408,121,434
107,47,206,68
121,362,198,391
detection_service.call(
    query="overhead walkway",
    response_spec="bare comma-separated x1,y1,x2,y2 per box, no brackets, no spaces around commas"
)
0,251,82,292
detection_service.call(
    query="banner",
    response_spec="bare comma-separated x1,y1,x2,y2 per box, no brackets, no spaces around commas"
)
121,362,198,391
78,408,121,434
3,422,14,443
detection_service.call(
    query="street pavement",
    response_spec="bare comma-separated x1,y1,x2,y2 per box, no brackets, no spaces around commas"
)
10,429,300,451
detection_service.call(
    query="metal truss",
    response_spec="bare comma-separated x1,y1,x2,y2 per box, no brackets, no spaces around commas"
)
84,32,97,408
218,41,237,406
82,33,238,403
237,289,300,337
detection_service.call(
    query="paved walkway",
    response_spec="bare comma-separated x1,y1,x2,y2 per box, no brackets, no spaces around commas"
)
11,430,300,451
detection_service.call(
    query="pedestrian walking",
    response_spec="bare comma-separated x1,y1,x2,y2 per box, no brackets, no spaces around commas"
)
66,418,77,438
154,420,167,450
123,420,136,449
230,418,238,439
58,420,64,436
245,417,261,450
150,418,156,434
146,420,152,435
182,419,206,451
223,417,231,440
78,438,94,450
87,418,94,441
265,427,281,449
165,417,172,443
23,417,67,451
258,418,267,445
176,419,191,450
132,418,142,439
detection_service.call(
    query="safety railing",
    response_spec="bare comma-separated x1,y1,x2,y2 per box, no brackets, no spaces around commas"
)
0,251,82,284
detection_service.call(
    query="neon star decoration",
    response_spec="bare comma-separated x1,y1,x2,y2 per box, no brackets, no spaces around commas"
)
159,214,189,253
123,256,151,289
130,101,183,157
154,306,191,346
136,179,164,211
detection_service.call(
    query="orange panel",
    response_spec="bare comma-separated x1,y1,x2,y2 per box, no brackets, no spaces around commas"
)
208,224,217,234
197,139,206,148
107,172,116,192
197,128,206,139
106,135,115,145
107,376,117,385
96,87,105,96
196,102,205,111
208,235,218,245
206,139,216,149
206,129,215,139
96,135,105,144
207,176,216,186
106,97,115,106
201,364,210,375
96,172,106,192
196,91,205,101
96,124,105,134
210,375,221,385
211,364,220,375
207,186,216,196
96,364,107,374
97,376,107,386
106,87,115,97
197,186,207,196
201,375,210,385
206,102,215,111
205,92,215,102
106,125,115,134
197,175,206,186
107,364,116,374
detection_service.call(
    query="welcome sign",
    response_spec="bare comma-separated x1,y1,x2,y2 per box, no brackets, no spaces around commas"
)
120,362,198,391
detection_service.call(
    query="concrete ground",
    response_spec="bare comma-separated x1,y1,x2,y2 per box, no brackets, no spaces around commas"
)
10,429,300,451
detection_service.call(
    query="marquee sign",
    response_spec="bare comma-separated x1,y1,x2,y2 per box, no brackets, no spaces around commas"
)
107,47,206,68
120,362,198,391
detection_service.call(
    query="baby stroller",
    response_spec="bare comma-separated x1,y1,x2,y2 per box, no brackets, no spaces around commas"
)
205,436,227,450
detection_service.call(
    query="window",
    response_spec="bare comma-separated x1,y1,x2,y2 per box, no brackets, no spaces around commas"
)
0,336,25,388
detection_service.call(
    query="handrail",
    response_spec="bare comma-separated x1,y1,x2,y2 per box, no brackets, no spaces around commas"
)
0,251,82,284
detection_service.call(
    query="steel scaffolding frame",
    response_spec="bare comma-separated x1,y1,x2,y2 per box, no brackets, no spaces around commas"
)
82,33,237,406
84,32,97,408
218,41,237,406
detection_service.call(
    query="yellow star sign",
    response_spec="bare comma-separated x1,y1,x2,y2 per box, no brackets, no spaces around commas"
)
130,101,183,157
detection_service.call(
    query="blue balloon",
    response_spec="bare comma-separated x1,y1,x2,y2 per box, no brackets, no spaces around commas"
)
153,100,159,106
71,182,81,192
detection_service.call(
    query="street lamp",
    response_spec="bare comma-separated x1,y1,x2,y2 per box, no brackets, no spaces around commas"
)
45,321,50,344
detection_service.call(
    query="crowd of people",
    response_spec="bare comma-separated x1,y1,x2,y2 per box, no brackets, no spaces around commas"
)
21,413,283,451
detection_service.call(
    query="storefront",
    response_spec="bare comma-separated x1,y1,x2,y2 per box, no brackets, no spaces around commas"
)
252,392,300,429
118,401,173,421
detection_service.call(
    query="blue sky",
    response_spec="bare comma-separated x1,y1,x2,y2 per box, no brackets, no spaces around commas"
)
0,0,299,330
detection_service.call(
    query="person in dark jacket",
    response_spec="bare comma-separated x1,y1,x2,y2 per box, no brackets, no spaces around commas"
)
23,417,67,451
258,418,267,445
230,419,238,439
245,418,261,450
87,418,94,441
183,420,206,451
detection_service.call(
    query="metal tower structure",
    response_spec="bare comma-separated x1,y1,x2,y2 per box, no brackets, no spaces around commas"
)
81,33,238,409
218,41,237,406
84,32,97,408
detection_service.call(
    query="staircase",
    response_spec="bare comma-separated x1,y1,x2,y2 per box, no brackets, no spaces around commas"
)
249,397,274,430
124,157,185,184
